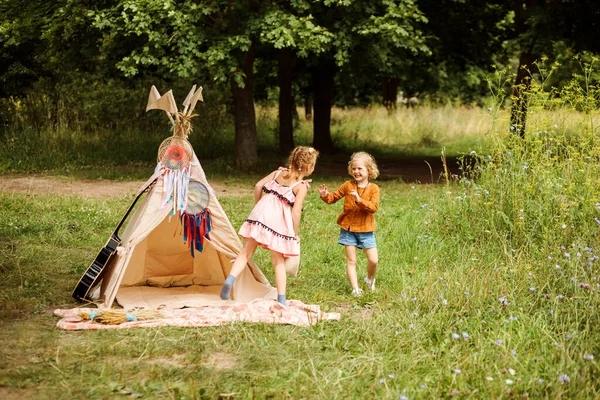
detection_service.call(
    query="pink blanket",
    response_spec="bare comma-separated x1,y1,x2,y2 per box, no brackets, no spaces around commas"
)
54,299,340,330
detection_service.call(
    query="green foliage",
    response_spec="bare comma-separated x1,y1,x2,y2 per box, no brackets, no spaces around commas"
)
0,102,491,174
0,81,235,173
89,0,337,85
448,59,600,255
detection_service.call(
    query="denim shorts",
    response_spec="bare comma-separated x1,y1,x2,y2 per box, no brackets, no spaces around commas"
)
338,228,377,249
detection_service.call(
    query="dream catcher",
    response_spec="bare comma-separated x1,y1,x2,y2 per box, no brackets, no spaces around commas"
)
157,136,193,215
158,137,192,170
179,180,211,257
146,85,203,217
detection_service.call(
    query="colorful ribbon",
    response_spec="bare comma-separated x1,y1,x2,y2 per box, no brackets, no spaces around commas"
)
180,208,211,257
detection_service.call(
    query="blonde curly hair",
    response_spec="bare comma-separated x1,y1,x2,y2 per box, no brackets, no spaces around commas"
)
347,151,379,180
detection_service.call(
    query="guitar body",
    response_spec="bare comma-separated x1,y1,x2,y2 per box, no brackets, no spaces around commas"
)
72,234,121,301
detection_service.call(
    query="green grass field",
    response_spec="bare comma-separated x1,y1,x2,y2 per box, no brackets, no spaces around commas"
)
1,91,600,398
1,172,598,399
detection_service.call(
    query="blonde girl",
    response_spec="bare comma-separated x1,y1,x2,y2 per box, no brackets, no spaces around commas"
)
220,146,319,305
319,152,380,296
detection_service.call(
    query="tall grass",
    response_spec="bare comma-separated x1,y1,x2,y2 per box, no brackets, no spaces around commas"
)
291,105,495,157
1,89,495,175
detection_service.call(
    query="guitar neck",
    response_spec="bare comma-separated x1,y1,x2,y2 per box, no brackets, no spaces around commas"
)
113,178,158,241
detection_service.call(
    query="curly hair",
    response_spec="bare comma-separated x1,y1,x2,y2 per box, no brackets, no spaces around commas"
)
347,151,380,180
284,146,319,177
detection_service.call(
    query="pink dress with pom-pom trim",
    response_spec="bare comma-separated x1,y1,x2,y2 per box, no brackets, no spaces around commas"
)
238,168,307,257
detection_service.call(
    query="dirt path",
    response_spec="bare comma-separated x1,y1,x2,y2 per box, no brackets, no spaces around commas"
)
0,157,458,198
0,175,253,198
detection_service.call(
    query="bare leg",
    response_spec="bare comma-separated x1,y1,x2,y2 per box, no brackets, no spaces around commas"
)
230,238,259,277
220,238,259,300
363,247,379,281
271,251,287,305
345,245,359,289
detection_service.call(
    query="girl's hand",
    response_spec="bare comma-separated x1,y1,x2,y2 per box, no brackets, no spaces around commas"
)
349,190,360,202
318,184,329,197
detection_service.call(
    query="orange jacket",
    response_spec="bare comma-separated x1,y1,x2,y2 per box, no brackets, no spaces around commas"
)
321,180,380,232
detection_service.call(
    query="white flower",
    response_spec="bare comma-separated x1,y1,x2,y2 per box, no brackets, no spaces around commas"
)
584,354,595,361
452,333,460,340
558,374,570,384
506,379,513,385
462,332,470,339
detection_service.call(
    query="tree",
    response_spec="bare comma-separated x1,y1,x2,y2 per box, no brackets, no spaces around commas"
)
0,1,57,97
507,0,600,137
89,1,332,168
412,0,512,105
304,0,429,152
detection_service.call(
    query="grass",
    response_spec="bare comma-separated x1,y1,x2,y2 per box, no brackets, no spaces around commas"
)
1,174,598,398
1,73,600,397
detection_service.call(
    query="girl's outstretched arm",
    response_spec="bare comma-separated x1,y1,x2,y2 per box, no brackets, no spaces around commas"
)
320,182,348,204
254,170,277,203
291,183,309,236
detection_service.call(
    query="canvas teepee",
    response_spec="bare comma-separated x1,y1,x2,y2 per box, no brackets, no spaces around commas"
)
90,86,276,309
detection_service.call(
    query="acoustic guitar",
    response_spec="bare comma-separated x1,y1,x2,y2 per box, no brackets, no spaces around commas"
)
72,178,157,302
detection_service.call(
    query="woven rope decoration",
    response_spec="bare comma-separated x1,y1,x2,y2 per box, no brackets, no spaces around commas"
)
172,112,197,139
157,136,193,170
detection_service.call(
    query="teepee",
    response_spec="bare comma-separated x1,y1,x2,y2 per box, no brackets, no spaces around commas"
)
90,86,276,309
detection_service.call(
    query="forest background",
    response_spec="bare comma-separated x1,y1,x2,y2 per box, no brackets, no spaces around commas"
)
1,0,600,169
1,1,600,399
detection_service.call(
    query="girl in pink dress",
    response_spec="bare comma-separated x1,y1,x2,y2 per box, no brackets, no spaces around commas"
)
220,146,319,305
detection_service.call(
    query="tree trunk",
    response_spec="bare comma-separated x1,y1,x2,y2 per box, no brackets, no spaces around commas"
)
510,0,538,138
510,50,535,138
311,61,335,153
231,44,257,168
382,77,398,112
304,95,312,121
278,48,295,155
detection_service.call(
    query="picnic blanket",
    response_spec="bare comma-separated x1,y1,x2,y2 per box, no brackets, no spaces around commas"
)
54,299,340,330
